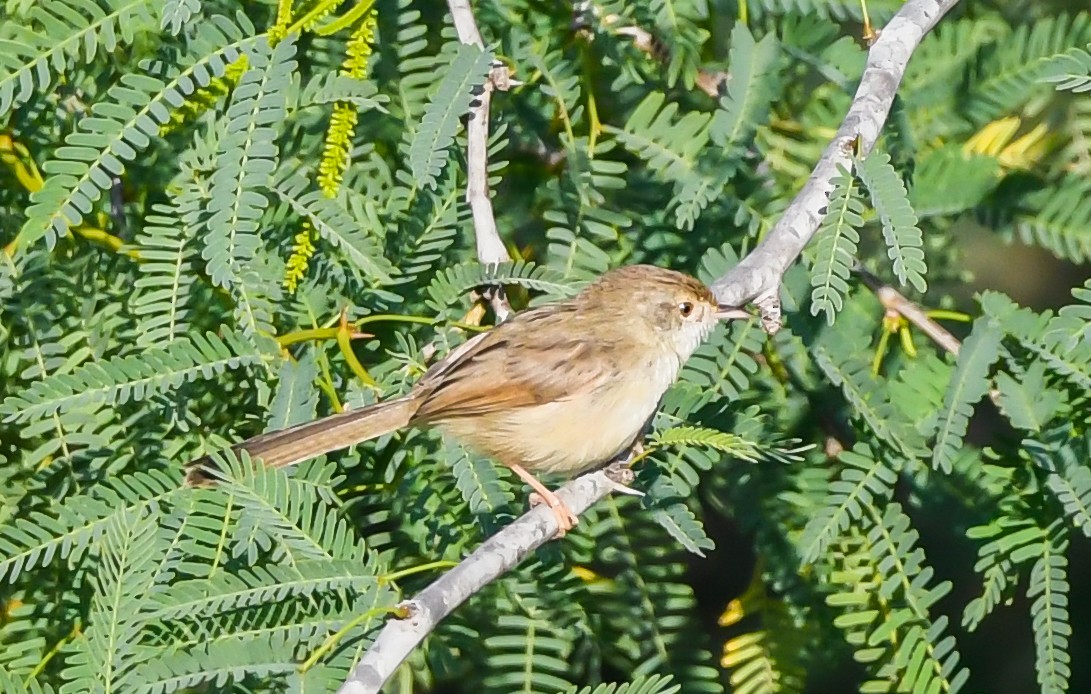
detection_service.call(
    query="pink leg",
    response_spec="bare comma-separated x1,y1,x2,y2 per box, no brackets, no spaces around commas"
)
508,463,578,537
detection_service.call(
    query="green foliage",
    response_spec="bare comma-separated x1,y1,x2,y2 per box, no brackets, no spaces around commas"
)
0,0,160,118
808,167,865,323
0,329,270,424
930,317,1002,473
1040,43,1091,92
856,150,928,293
17,13,253,250
408,42,493,190
798,446,897,565
2,2,1091,693
822,503,969,693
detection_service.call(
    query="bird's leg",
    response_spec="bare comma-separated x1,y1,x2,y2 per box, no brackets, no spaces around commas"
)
601,441,643,496
509,463,578,537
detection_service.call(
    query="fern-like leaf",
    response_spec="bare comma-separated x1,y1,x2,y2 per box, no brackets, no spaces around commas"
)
710,24,780,157
982,290,1091,390
408,42,493,190
1014,177,1091,264
265,354,319,432
203,35,296,289
425,261,574,315
994,362,1062,432
298,73,388,111
270,168,394,283
0,471,181,582
61,506,164,691
0,0,158,118
147,558,388,621
1047,466,1091,538
567,675,679,694
809,167,865,323
161,0,201,36
1040,43,1091,92
131,202,197,347
1027,527,1071,694
857,150,928,292
0,329,268,424
799,446,898,565
931,317,1001,473
15,14,252,251
211,451,366,565
964,13,1091,124
606,92,717,230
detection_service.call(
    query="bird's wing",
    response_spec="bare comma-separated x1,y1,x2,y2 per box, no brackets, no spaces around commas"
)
411,305,615,422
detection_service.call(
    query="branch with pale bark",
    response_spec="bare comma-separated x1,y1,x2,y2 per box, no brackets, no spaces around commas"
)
338,1,962,691
448,0,514,321
711,0,961,332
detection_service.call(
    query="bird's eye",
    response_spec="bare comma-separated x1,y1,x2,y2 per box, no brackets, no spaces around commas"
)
678,301,694,317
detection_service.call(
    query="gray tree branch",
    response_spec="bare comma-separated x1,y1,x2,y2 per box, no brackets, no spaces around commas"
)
448,0,513,320
337,472,617,693
710,0,961,333
338,1,961,691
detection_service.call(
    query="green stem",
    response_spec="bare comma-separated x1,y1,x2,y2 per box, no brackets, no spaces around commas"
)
298,605,400,672
380,560,459,585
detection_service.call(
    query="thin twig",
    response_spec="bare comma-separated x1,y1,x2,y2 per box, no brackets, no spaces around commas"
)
711,0,961,333
855,267,1005,404
448,0,514,320
338,1,961,690
855,267,962,356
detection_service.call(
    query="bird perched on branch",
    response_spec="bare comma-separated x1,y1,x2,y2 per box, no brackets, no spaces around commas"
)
187,264,750,535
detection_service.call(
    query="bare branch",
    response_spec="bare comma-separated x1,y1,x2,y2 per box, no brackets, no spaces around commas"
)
337,471,619,694
448,0,513,319
338,1,960,690
711,0,962,332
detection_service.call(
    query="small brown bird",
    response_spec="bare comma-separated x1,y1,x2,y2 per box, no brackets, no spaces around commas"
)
189,265,749,533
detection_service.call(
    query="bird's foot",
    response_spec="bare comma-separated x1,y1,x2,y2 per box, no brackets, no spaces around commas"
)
527,490,579,537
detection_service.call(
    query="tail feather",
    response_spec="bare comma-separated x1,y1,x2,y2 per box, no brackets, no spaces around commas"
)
186,396,417,485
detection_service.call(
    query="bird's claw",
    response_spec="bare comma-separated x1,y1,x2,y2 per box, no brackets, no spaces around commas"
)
528,491,579,537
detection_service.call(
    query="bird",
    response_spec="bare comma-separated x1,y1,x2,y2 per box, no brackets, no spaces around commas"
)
187,264,750,535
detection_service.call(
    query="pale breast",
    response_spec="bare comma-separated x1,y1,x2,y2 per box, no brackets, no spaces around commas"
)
438,353,681,475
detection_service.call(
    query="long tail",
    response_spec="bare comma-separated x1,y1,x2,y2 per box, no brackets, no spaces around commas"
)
186,396,418,485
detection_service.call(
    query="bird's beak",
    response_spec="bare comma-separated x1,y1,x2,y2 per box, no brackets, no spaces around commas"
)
715,304,752,320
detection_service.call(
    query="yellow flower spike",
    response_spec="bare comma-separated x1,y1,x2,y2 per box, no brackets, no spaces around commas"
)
285,8,378,289
317,103,358,195
342,9,378,77
269,0,293,44
998,122,1051,170
284,223,317,293
964,116,1021,158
